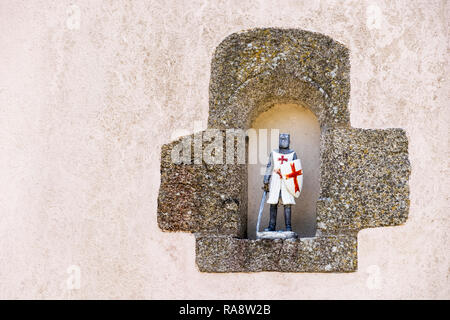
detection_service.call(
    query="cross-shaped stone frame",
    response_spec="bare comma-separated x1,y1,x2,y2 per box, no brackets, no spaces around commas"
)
158,28,410,272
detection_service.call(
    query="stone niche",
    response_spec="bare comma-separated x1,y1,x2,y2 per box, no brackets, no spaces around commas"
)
157,28,410,273
247,103,321,239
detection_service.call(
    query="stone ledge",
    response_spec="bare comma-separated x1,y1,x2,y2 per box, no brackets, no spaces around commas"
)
195,235,357,273
256,231,298,240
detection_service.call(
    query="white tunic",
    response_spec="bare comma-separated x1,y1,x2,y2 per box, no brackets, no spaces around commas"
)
267,151,296,205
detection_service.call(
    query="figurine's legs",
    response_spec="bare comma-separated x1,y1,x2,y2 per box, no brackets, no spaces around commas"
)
284,205,292,231
264,204,277,231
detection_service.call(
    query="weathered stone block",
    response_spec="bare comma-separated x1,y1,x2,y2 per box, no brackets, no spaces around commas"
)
195,235,357,273
158,131,247,237
317,128,411,234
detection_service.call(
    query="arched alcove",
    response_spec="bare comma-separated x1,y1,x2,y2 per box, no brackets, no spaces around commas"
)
247,103,320,239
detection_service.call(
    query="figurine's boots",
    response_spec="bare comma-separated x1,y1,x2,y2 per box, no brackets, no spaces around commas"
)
284,205,292,231
264,204,278,231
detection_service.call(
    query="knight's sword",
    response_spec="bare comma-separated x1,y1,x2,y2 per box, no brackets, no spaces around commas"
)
256,190,267,237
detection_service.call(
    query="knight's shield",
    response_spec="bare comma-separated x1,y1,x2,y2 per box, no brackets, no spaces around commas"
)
280,159,303,198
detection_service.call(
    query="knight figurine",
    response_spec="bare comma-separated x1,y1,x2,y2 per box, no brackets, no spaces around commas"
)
262,133,303,233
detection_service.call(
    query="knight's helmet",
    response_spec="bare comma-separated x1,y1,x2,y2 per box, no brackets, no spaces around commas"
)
279,133,290,149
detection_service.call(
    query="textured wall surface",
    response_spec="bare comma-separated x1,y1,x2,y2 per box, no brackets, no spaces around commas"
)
0,0,448,298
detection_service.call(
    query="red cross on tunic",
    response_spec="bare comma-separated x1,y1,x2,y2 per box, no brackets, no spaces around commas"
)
278,155,288,164
286,162,303,193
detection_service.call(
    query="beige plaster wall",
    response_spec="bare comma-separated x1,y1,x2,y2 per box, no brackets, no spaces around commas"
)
0,0,448,299
247,103,321,239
